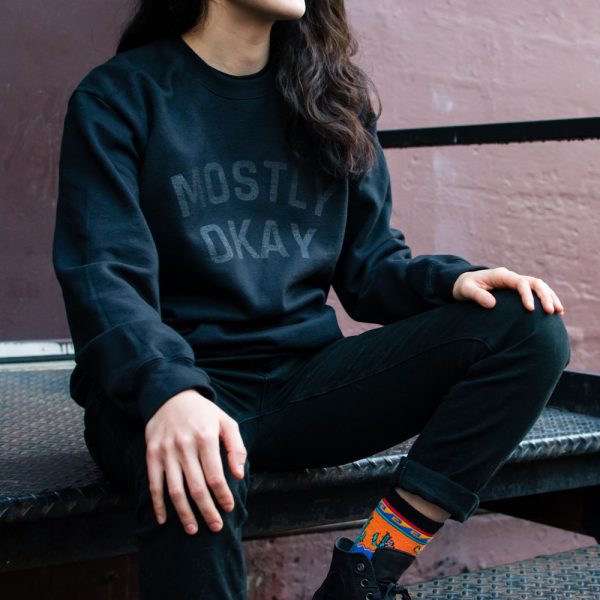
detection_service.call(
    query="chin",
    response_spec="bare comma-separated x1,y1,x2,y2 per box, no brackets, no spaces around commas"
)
279,0,307,19
246,0,306,21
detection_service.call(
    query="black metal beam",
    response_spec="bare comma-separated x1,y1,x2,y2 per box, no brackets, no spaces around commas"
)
378,116,600,149
3,451,599,572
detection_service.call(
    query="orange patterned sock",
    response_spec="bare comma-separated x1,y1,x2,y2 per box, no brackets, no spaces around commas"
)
350,488,445,560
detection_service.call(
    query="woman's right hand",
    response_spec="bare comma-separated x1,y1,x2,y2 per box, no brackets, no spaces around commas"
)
144,389,247,535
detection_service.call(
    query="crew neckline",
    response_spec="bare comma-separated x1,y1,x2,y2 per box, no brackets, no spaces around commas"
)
171,34,275,99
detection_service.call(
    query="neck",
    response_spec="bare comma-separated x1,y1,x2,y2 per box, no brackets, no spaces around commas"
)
181,2,274,76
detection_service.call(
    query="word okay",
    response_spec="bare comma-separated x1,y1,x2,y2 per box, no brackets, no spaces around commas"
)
200,218,318,263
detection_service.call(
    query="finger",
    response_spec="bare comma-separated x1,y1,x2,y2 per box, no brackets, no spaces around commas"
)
197,433,235,516
146,445,167,526
490,266,522,288
179,445,228,533
531,278,555,314
517,277,535,311
549,287,565,314
222,418,247,479
164,454,202,535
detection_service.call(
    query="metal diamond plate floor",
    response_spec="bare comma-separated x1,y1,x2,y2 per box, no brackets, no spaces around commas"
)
404,544,600,599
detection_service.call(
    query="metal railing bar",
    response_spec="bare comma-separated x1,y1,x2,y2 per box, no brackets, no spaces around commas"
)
378,116,600,148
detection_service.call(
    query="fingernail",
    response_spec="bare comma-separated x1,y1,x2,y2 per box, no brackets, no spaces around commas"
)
186,523,197,534
209,521,222,532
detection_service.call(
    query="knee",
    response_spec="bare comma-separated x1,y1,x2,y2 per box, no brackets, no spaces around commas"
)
491,289,571,372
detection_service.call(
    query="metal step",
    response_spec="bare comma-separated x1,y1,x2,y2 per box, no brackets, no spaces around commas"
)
405,543,600,599
1,366,600,523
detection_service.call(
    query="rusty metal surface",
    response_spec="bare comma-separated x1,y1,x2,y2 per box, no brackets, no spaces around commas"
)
405,544,600,599
1,367,600,524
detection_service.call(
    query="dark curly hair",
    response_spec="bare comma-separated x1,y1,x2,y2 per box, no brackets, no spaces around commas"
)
116,0,382,180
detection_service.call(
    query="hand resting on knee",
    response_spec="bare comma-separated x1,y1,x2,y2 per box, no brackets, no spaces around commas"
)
144,389,247,535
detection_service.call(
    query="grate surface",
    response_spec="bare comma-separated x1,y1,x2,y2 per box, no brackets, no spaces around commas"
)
1,367,600,522
404,544,600,599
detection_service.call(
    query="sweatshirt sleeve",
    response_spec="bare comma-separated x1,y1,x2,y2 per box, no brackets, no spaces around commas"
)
331,120,490,324
52,90,218,426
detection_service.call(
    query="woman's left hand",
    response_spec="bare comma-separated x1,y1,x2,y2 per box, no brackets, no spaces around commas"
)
452,267,565,315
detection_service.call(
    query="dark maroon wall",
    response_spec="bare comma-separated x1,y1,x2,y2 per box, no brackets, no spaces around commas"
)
0,1,134,340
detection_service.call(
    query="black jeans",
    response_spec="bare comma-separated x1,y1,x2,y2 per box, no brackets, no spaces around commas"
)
83,289,571,599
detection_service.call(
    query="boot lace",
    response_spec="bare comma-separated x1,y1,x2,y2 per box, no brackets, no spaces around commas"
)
383,581,412,599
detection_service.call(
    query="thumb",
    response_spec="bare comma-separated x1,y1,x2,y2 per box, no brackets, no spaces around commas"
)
221,418,247,479
470,284,496,308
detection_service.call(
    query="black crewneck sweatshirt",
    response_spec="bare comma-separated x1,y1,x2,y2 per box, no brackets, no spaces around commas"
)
52,35,489,426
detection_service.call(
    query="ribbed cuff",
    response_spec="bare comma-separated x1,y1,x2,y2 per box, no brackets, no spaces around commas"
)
389,456,480,522
134,357,218,426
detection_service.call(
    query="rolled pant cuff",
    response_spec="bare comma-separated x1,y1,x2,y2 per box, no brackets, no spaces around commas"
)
389,456,480,522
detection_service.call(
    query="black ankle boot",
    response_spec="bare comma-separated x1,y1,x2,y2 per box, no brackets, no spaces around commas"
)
312,537,413,600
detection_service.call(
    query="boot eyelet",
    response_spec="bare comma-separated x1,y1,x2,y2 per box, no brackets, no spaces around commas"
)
355,562,366,573
360,578,369,588
365,593,374,600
